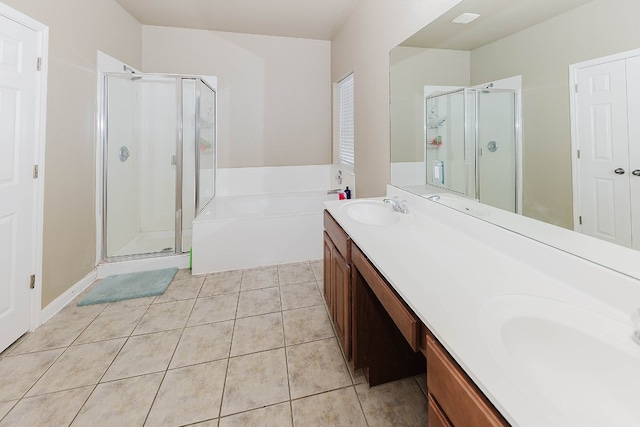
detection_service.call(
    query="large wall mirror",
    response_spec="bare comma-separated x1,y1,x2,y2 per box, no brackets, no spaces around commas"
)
390,0,640,277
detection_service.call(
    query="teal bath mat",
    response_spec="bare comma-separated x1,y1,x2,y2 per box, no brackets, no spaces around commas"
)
77,268,178,306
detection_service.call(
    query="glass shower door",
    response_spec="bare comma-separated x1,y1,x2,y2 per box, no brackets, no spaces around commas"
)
477,89,517,212
425,89,468,194
198,80,216,211
104,74,178,258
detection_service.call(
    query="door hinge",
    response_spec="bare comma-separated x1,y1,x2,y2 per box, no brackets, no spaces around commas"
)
36,57,41,71
579,216,583,225
575,84,579,93
30,274,35,289
577,149,581,159
33,165,39,179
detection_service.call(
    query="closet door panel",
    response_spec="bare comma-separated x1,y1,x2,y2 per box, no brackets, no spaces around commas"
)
626,55,640,250
576,59,632,247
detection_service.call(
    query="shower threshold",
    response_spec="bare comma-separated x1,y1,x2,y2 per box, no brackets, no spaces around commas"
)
108,229,192,259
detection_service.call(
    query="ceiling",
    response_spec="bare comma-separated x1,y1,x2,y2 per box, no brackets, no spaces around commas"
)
115,0,362,40
401,0,596,50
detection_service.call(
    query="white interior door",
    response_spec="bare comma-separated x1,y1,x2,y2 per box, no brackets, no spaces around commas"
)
626,56,640,250
0,14,39,352
575,59,632,247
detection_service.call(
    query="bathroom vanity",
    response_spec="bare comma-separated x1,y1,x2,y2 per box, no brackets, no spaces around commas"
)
323,187,640,427
324,208,506,426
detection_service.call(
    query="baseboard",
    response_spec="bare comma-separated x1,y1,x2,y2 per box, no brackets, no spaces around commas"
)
40,268,98,325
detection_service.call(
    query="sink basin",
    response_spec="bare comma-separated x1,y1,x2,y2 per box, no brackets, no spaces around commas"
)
479,295,640,426
341,200,401,226
427,194,490,218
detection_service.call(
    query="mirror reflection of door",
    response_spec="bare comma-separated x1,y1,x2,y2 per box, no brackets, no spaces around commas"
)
573,52,640,250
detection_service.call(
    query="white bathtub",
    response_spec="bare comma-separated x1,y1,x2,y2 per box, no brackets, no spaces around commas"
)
191,191,337,274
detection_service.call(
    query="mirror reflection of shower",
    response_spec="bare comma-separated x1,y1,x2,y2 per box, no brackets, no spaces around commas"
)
425,85,518,213
101,72,217,260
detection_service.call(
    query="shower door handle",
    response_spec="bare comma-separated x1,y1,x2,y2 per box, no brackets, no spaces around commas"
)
119,146,130,162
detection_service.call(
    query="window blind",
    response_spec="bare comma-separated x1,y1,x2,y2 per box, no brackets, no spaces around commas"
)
338,73,354,167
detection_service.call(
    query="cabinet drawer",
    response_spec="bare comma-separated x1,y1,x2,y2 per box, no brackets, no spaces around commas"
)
351,243,420,352
324,210,350,260
427,335,509,427
428,394,453,427
419,323,429,357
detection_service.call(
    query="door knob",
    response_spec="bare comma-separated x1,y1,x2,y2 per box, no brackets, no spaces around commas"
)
614,168,625,175
633,170,640,176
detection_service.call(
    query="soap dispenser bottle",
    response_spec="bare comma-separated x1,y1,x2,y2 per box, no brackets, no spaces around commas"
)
344,186,351,199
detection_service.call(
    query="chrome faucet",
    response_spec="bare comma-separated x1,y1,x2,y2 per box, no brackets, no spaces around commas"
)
427,195,441,202
327,189,342,195
383,198,409,214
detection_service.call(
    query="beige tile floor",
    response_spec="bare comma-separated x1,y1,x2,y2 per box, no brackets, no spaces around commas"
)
0,260,428,426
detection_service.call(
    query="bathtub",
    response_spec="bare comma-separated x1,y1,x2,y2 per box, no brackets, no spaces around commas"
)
191,191,337,274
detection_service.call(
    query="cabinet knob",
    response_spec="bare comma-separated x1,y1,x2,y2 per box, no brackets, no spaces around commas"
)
633,169,640,177
614,168,625,175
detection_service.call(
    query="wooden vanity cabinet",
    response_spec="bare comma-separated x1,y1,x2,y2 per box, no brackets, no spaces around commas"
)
323,211,352,360
324,208,510,426
351,242,425,386
427,332,509,427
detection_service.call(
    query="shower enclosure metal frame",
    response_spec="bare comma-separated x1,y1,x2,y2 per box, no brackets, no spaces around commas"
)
425,87,520,212
100,72,216,262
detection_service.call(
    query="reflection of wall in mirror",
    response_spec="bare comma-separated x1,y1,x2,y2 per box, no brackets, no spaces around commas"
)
391,0,640,230
390,47,469,164
389,48,469,187
468,0,640,229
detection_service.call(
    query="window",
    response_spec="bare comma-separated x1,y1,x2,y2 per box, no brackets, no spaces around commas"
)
338,73,354,168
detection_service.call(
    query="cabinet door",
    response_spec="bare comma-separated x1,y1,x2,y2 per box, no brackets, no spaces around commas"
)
427,335,508,427
323,232,333,314
333,247,351,360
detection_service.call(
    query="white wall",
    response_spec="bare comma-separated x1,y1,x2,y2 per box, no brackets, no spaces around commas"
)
2,0,142,307
141,25,332,169
470,0,640,227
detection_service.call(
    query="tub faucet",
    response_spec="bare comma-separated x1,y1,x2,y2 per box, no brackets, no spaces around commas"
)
327,189,342,195
383,198,409,214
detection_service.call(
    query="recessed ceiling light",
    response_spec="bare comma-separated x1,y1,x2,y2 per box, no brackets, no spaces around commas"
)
451,13,480,24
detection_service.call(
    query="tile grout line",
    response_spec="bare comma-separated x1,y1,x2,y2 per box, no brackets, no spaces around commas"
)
141,275,206,426
8,293,157,426
2,262,427,425
72,293,160,426
215,268,243,422
276,264,296,425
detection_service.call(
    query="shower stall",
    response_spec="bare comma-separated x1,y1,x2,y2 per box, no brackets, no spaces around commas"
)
425,87,518,212
101,73,216,260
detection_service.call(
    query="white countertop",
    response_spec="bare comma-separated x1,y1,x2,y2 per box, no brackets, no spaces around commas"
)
324,187,640,427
